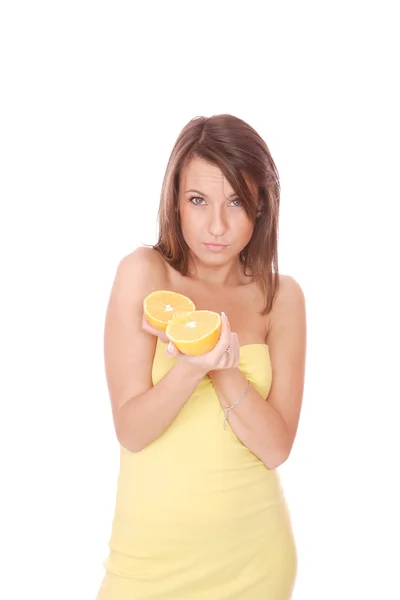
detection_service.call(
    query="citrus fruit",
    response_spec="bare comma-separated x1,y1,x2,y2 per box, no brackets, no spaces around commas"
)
166,310,222,356
143,290,196,331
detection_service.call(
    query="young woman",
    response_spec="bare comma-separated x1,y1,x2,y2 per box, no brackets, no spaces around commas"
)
97,114,307,600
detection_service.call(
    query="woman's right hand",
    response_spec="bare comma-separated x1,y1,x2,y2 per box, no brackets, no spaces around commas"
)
142,313,170,343
165,312,240,376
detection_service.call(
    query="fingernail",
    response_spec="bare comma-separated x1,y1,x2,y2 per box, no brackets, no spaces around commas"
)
221,311,226,318
168,342,174,353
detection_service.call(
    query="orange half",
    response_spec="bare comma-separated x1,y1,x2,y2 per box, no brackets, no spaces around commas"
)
143,290,196,331
166,310,222,356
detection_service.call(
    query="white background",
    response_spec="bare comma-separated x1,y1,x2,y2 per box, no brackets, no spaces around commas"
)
1,1,399,598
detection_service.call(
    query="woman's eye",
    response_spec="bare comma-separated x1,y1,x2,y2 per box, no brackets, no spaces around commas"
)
188,196,242,207
189,196,205,205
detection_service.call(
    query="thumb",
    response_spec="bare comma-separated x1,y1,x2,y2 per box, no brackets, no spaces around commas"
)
166,341,180,358
221,311,231,333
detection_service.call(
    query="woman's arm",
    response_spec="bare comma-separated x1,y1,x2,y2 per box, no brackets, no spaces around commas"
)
209,275,307,469
117,359,206,452
208,368,289,469
104,248,206,452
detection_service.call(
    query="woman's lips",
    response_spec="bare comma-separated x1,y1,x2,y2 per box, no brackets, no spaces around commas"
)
203,243,229,252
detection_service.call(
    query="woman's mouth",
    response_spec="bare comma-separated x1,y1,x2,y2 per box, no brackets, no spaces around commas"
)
203,243,229,252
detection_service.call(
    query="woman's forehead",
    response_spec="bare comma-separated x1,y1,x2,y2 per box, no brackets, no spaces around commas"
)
181,156,256,197
182,157,226,184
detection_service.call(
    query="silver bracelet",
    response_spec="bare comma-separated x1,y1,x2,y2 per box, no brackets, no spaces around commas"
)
221,380,251,430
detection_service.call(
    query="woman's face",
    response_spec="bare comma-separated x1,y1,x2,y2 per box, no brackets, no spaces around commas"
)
178,156,256,266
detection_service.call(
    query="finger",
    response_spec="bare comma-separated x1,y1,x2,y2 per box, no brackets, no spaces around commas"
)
218,312,232,351
142,314,157,334
165,341,180,358
142,314,169,342
218,332,236,369
142,319,155,336
158,331,170,343
228,333,239,368
221,311,231,333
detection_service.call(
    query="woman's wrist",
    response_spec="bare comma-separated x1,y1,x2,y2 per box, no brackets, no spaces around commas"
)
208,367,235,380
175,355,209,382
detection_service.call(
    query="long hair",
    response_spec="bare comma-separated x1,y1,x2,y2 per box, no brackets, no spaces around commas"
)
153,114,280,314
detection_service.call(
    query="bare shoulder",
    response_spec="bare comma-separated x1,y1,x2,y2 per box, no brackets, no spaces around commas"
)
118,245,167,285
267,274,307,364
267,273,307,349
273,273,306,316
264,273,306,339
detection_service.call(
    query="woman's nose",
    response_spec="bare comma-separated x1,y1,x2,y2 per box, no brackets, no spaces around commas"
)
208,209,227,237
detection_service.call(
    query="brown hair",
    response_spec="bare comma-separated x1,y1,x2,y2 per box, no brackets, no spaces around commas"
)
153,114,280,314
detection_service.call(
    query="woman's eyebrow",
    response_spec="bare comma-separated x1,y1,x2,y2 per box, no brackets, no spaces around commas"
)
184,188,236,198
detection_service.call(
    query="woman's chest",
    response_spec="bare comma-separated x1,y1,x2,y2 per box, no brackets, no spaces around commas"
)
164,278,270,346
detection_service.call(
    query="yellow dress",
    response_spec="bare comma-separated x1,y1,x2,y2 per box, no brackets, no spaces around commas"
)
96,339,297,600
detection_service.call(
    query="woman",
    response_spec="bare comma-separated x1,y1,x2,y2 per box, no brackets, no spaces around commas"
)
97,114,307,599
